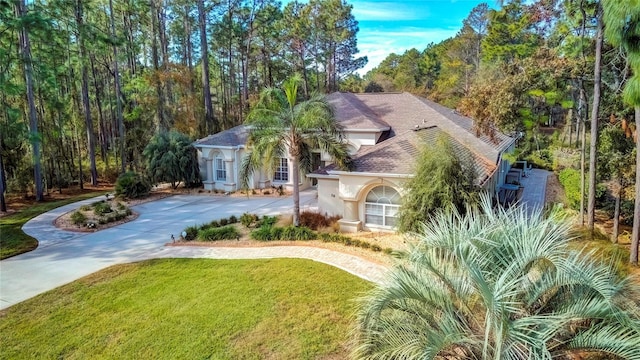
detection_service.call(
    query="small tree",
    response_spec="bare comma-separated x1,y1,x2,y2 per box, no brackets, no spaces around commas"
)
143,131,201,189
397,135,478,233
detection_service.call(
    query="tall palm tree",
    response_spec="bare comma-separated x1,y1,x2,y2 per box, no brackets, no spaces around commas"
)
355,196,640,359
240,75,350,226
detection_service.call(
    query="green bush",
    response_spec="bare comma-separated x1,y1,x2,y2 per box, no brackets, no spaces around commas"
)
93,202,113,216
98,211,129,224
250,225,315,241
71,211,86,226
197,226,240,241
229,215,238,224
240,213,258,228
280,226,316,240
220,218,228,226
558,168,581,209
115,171,151,199
257,215,278,228
183,225,199,241
250,226,279,241
79,205,91,211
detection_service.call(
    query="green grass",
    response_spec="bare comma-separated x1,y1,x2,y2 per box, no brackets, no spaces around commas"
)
0,258,372,359
0,192,106,259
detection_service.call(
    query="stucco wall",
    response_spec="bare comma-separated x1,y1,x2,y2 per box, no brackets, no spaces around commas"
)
316,178,341,216
197,146,311,192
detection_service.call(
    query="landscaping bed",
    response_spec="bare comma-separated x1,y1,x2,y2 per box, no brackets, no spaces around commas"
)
53,192,171,232
170,211,408,266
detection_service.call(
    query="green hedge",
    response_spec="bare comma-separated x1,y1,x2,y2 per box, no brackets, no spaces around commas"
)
197,226,240,241
558,168,581,209
250,225,316,241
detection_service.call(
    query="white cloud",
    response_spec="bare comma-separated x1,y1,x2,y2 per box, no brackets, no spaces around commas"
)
356,27,459,75
351,2,428,21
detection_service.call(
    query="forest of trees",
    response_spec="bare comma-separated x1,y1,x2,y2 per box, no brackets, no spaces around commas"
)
346,0,639,263
0,0,365,202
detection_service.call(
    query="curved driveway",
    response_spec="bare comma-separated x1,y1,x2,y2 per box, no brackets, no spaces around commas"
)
0,190,388,310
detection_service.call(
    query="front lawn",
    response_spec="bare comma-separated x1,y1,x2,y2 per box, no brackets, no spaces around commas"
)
0,192,106,259
0,258,372,359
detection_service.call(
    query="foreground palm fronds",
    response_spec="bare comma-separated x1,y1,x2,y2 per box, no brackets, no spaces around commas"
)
355,197,640,360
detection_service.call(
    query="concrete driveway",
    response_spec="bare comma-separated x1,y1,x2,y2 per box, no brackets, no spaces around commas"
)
0,190,323,309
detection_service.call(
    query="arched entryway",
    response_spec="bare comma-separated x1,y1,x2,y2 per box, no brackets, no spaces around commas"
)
364,185,401,228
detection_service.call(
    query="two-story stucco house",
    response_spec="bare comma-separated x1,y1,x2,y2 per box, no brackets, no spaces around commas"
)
194,92,516,232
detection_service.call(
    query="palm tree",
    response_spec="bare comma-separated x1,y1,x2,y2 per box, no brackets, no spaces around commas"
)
355,196,640,359
240,75,350,226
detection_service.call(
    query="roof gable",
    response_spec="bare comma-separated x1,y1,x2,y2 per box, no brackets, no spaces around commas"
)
193,125,249,148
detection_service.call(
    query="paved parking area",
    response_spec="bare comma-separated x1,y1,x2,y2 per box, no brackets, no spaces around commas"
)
1,190,388,310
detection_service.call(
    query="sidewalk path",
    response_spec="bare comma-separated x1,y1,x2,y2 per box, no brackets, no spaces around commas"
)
1,190,388,310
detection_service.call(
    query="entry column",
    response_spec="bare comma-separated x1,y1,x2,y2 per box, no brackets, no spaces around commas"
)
338,199,361,233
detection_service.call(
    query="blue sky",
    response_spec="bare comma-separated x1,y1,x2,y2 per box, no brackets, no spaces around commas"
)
350,0,491,74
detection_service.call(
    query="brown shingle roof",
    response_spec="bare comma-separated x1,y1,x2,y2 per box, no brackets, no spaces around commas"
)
319,127,496,185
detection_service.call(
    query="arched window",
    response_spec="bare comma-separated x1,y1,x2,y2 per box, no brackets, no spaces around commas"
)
215,154,226,181
364,186,401,228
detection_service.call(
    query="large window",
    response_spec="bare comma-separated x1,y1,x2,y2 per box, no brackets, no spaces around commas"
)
215,155,226,181
274,158,289,182
365,186,401,228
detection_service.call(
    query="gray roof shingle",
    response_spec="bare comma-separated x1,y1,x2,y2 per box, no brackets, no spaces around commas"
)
193,125,249,147
321,127,496,185
349,92,514,164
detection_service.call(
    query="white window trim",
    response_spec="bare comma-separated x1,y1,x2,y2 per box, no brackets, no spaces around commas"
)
364,186,401,228
273,157,289,182
215,156,226,182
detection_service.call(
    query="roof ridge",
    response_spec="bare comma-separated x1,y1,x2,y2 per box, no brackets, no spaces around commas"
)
339,93,391,129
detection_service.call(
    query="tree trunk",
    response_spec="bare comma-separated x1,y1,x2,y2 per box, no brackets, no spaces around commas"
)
198,0,215,134
17,0,44,201
109,0,126,174
631,105,640,265
291,152,301,227
76,0,98,186
150,0,167,132
579,84,587,226
587,6,603,234
0,146,7,212
612,180,621,244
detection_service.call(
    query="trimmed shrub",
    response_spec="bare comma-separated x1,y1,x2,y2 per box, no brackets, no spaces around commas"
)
115,171,151,199
71,211,86,226
198,226,240,241
250,225,315,241
93,202,113,216
280,226,316,240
